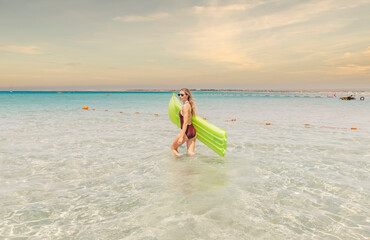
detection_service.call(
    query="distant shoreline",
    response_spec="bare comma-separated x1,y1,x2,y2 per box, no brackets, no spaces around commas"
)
1,89,370,95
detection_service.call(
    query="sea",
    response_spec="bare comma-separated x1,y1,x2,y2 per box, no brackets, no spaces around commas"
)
0,91,369,239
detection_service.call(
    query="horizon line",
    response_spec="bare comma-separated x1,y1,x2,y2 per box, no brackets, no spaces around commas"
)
1,89,370,93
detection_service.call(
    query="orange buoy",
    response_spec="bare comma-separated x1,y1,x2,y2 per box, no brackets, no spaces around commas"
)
351,127,357,130
120,111,123,113
304,123,310,126
231,119,236,121
82,105,88,110
154,114,158,116
105,109,108,111
136,112,139,114
92,108,95,111
203,117,207,120
266,123,271,125
106,94,110,96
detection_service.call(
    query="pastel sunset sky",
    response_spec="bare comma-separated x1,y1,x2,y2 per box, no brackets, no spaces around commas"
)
0,0,369,90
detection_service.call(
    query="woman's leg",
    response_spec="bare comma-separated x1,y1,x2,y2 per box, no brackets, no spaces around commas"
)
186,137,196,155
171,134,188,155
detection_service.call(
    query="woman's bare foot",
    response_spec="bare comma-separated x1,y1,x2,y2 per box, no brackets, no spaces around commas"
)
171,147,179,156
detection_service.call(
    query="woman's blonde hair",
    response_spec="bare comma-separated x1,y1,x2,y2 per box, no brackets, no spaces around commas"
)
180,88,197,116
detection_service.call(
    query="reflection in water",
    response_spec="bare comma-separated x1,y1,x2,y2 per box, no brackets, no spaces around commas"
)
167,154,227,195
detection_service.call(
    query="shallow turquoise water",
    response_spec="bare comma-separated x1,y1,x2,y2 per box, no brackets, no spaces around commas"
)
0,92,369,239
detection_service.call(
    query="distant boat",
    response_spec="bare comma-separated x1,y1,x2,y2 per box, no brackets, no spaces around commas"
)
340,96,355,100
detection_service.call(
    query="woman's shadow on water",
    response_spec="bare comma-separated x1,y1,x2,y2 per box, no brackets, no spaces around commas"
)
167,153,227,195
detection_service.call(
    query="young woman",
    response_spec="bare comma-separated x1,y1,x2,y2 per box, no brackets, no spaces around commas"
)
171,88,197,156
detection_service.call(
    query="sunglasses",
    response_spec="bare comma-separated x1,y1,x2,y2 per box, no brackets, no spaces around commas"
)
178,93,186,97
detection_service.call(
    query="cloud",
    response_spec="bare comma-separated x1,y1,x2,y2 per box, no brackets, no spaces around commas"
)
333,64,370,75
324,46,370,76
47,61,82,66
171,2,266,69
65,62,82,66
193,4,249,14
241,0,369,32
170,0,370,71
325,46,370,65
0,44,42,54
174,23,261,69
364,46,370,55
113,12,170,22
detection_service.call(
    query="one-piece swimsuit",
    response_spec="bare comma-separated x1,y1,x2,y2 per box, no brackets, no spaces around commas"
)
179,111,196,139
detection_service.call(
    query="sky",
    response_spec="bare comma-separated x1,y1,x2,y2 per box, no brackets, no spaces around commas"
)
0,0,369,90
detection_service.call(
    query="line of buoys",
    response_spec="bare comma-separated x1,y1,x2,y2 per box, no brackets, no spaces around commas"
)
323,126,348,129
253,122,272,125
203,93,338,98
81,106,360,130
305,123,358,130
313,125,357,130
204,93,369,101
82,106,144,115
226,120,359,130
225,118,236,122
82,108,160,117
